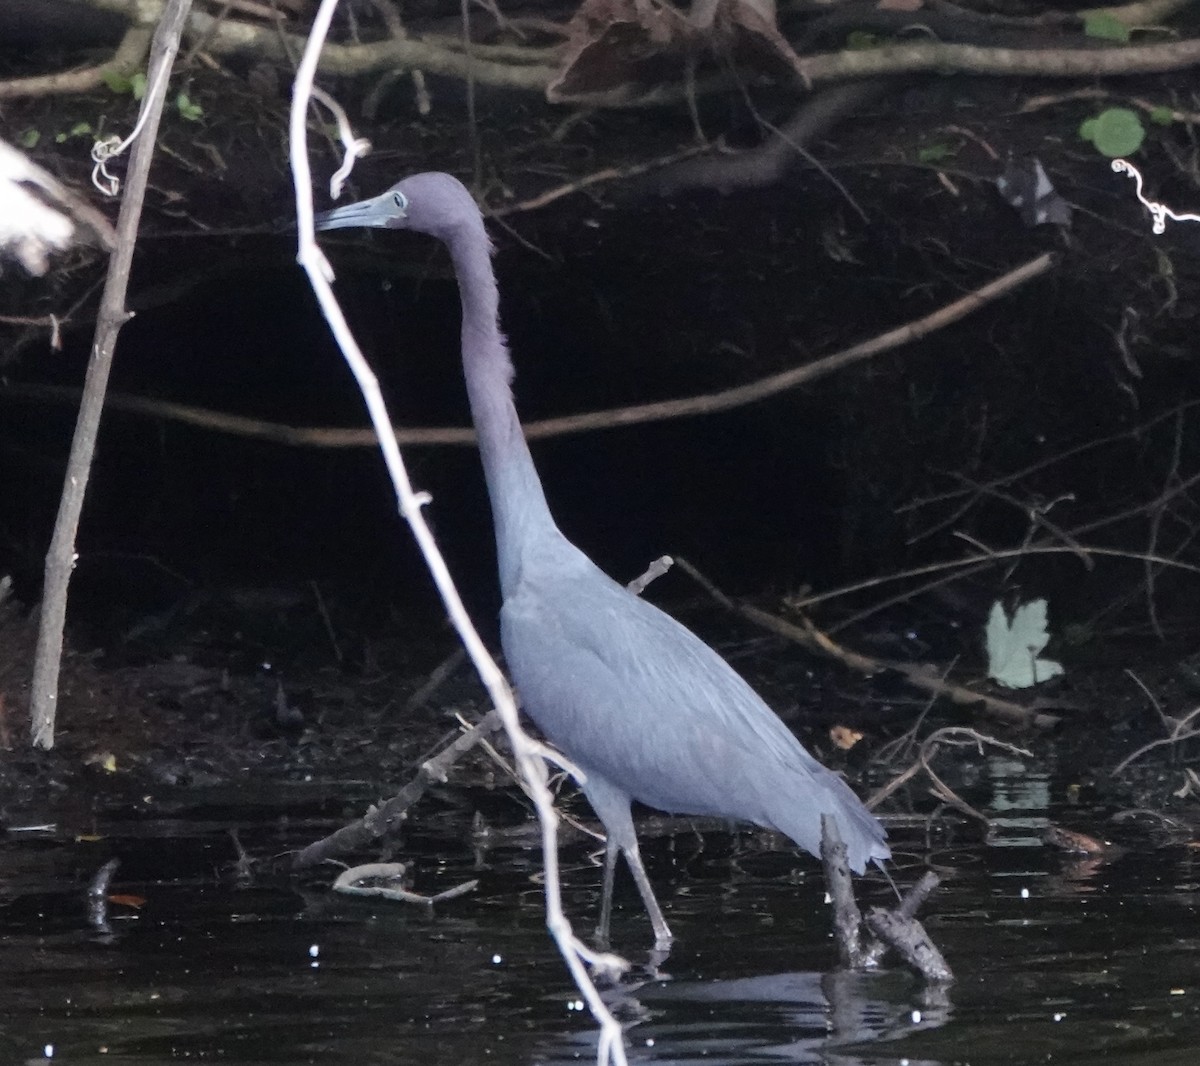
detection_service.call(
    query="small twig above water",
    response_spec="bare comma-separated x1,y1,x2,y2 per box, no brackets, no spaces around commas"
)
626,556,674,596
404,646,468,713
820,818,952,984
869,727,1033,836
1110,668,1200,779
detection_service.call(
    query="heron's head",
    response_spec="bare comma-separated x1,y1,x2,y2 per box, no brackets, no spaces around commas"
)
314,173,483,245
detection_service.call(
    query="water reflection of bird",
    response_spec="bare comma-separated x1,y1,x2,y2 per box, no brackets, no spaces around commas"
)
315,174,889,945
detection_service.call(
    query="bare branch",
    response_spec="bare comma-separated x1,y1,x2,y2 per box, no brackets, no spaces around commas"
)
0,252,1054,447
0,23,153,100
673,557,1062,730
796,37,1200,89
28,0,193,748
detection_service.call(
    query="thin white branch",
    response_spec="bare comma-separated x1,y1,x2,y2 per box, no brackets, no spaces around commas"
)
288,5,630,1062
1113,158,1200,234
90,46,176,196
309,86,372,198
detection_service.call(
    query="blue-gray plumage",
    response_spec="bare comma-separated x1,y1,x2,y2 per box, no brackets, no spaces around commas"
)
315,173,889,946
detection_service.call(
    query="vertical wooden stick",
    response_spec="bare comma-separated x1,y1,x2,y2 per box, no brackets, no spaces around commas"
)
29,0,194,748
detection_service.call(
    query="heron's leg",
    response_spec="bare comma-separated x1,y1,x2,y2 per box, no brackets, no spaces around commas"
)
596,834,620,944
621,838,673,948
583,772,673,946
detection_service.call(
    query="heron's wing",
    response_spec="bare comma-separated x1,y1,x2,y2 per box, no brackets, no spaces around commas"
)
501,562,888,869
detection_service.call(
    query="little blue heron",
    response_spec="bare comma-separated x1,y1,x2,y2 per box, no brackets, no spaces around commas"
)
315,173,889,946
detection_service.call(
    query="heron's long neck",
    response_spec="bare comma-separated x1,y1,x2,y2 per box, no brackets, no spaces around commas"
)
449,229,559,596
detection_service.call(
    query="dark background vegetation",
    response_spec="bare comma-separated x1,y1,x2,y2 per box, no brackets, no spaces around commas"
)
4,0,1200,698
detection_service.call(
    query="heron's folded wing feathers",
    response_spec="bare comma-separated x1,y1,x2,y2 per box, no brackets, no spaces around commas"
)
502,566,888,868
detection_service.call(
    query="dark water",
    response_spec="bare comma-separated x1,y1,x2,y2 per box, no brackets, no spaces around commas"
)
2,757,1198,1066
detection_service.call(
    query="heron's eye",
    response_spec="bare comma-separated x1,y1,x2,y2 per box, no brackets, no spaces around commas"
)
393,191,408,214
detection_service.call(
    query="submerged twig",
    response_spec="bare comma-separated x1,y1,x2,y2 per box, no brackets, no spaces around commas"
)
87,858,121,935
859,870,943,969
332,862,478,904
820,815,871,970
290,709,503,870
820,819,951,983
864,906,953,984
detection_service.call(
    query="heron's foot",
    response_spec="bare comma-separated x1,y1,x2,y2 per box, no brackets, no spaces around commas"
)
649,913,674,950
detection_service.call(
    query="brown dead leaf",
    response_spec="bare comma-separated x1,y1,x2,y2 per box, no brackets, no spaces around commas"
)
1043,825,1108,855
84,751,118,773
829,725,863,750
548,0,802,103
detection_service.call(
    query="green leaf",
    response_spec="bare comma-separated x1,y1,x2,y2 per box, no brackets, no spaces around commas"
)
54,121,93,144
131,72,147,100
845,30,879,50
918,142,955,164
1083,12,1130,42
18,128,40,149
102,68,132,94
985,599,1064,689
175,92,203,122
1079,107,1145,157
1150,105,1175,127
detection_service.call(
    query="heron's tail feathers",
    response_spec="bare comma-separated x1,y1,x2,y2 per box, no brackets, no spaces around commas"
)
769,772,889,874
